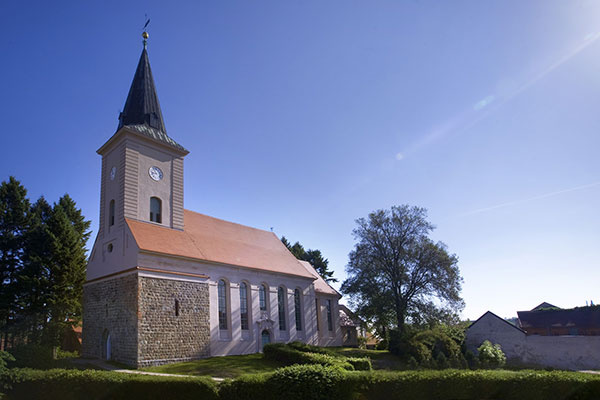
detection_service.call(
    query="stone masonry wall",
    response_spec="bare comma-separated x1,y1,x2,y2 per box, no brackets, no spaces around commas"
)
138,276,210,367
82,274,138,366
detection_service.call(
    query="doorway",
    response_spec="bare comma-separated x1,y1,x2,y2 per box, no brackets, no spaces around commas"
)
102,330,111,361
261,329,271,349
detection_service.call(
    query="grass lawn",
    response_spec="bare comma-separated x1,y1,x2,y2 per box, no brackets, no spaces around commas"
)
143,353,286,378
143,347,404,378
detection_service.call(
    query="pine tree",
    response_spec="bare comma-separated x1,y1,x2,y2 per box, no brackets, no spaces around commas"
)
0,177,30,347
43,196,90,346
19,197,53,343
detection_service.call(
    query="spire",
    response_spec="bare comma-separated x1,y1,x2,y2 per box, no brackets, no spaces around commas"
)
118,39,166,134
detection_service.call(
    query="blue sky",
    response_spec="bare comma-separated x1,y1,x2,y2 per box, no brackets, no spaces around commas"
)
2,1,599,320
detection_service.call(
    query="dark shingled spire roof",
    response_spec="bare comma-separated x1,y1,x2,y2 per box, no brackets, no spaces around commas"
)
117,47,187,153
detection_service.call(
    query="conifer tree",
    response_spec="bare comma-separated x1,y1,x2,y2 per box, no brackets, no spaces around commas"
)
43,196,90,346
19,197,53,343
0,177,30,346
281,236,338,283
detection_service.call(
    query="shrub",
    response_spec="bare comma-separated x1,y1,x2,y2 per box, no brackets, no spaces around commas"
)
412,328,462,361
220,365,359,400
434,352,449,370
350,369,600,400
269,365,356,400
0,352,15,372
287,341,334,355
1,368,218,400
357,336,367,349
8,344,55,369
346,357,372,371
219,373,270,400
478,340,506,369
263,343,370,371
376,338,389,350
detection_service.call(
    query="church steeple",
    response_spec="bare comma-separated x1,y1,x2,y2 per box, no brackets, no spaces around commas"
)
111,34,187,154
118,46,167,134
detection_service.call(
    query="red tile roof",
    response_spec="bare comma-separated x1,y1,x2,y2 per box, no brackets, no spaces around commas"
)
126,210,316,279
298,261,341,297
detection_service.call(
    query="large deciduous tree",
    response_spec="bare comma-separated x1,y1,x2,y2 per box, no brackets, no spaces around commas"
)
341,205,464,335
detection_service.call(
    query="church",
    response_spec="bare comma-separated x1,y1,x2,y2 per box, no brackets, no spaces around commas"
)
81,35,342,367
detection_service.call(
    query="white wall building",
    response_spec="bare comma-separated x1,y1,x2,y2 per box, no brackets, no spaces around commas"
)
82,37,342,367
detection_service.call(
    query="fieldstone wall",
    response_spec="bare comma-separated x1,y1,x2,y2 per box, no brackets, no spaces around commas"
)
138,276,210,367
81,274,138,366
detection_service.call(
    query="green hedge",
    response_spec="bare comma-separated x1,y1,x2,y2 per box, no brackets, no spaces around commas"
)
221,368,600,400
4,366,600,400
263,343,353,370
220,365,354,400
0,368,218,400
263,342,371,371
353,369,600,400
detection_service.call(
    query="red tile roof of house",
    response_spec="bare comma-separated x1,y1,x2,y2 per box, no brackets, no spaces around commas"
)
126,210,316,279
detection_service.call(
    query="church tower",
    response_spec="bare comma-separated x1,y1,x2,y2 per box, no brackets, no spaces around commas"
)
88,35,188,281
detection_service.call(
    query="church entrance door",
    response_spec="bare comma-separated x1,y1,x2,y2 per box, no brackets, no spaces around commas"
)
261,329,271,348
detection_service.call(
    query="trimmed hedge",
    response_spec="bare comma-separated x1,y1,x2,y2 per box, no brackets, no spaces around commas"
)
263,342,371,371
220,365,354,400
0,368,219,400
263,343,353,370
352,369,600,400
4,365,600,400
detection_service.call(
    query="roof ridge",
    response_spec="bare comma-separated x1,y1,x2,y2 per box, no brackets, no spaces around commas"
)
184,209,276,236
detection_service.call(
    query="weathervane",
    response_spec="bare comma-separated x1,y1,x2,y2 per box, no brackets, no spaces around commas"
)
142,15,150,48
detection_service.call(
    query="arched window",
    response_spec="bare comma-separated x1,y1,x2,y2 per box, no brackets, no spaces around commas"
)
150,197,162,223
218,280,228,330
326,299,333,331
259,284,268,312
315,299,320,331
294,289,302,331
240,282,249,330
278,286,286,331
109,199,115,226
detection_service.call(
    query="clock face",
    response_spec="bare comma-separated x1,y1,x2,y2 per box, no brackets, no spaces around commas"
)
149,166,163,181
110,166,117,181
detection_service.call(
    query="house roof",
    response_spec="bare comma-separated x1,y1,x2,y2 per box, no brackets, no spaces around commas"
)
518,306,600,331
468,311,526,333
115,46,186,153
126,210,316,279
338,304,364,327
298,260,341,297
531,302,559,311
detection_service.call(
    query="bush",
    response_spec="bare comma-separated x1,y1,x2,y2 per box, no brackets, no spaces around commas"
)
412,328,462,361
346,357,372,371
376,338,389,350
269,365,355,400
0,352,15,373
1,368,218,400
357,336,367,349
263,343,370,371
287,341,334,355
353,369,600,400
5,367,600,400
8,344,55,369
478,340,506,369
221,365,357,400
